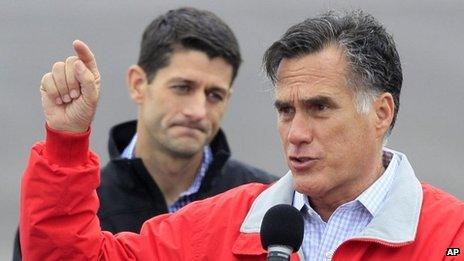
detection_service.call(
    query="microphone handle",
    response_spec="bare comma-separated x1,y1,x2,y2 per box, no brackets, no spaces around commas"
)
267,245,293,261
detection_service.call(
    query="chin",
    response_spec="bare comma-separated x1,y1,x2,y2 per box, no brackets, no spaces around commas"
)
170,148,201,158
292,174,308,190
291,172,327,196
168,141,204,157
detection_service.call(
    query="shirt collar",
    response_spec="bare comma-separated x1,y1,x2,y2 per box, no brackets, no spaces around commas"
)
178,145,212,197
356,150,398,216
293,149,398,217
120,134,212,197
120,133,137,159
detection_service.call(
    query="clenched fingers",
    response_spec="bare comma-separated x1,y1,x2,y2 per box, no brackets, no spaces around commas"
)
51,62,71,103
41,72,62,105
65,56,80,99
40,40,100,107
74,59,99,106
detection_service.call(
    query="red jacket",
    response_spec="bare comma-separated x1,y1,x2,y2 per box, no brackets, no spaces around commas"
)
20,127,464,260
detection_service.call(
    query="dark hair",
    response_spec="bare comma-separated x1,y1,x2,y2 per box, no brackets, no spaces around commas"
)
138,7,241,84
263,10,402,134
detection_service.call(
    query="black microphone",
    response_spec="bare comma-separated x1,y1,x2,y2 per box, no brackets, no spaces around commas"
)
260,204,304,261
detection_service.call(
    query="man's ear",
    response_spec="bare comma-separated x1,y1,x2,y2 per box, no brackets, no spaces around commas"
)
127,65,148,104
374,92,395,138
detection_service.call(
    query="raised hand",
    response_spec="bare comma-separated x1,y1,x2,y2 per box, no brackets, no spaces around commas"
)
40,40,101,133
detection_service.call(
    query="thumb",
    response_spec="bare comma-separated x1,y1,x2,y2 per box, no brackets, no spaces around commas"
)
75,60,99,106
73,40,100,80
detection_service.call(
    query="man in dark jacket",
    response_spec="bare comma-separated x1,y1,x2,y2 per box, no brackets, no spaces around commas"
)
13,7,275,260
97,120,275,233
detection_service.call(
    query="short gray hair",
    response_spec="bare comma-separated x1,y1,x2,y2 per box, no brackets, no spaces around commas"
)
263,10,402,134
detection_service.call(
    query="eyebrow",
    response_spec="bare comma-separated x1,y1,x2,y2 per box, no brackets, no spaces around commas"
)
167,77,229,92
274,100,291,110
301,96,336,107
274,95,337,109
166,77,195,85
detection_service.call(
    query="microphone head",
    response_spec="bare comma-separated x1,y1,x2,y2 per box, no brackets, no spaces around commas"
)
260,204,304,252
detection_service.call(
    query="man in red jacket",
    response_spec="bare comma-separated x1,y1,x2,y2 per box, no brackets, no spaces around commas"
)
14,7,276,261
20,10,463,260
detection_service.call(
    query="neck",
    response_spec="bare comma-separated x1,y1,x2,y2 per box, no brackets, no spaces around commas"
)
309,151,385,222
135,127,204,206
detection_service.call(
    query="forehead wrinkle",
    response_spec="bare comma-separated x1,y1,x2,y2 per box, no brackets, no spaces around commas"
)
276,45,348,86
276,66,346,92
274,46,351,105
275,79,348,108
276,65,307,85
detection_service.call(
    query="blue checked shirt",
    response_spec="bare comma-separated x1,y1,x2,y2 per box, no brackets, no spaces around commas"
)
293,150,398,261
121,134,213,213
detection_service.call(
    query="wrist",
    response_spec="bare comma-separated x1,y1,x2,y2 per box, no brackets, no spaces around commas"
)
44,123,91,166
46,121,90,134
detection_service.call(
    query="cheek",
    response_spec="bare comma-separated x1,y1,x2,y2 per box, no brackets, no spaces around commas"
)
277,122,290,148
323,118,372,162
207,105,226,127
147,98,179,127
318,118,359,157
142,104,163,129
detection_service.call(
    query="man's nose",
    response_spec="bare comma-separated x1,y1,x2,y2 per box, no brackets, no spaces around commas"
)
287,112,313,146
182,93,207,121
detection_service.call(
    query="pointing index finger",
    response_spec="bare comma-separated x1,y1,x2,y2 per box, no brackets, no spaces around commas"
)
72,40,99,78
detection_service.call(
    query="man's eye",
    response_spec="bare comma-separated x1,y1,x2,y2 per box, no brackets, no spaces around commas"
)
207,91,224,103
277,106,295,117
172,85,191,93
311,103,329,112
316,103,328,110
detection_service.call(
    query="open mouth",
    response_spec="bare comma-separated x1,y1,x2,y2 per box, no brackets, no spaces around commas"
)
289,156,317,171
290,156,313,162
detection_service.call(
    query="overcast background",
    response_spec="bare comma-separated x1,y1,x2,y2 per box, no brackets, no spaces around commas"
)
1,1,463,259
